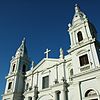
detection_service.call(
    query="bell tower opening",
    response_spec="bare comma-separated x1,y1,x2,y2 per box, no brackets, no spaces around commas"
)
77,31,83,42
8,82,12,90
22,64,26,74
12,64,15,72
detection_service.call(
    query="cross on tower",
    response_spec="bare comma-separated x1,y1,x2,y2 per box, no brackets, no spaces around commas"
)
44,48,51,58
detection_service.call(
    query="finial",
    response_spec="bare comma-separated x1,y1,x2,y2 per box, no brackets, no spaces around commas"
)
12,56,14,59
22,37,25,44
59,48,64,59
44,48,51,58
31,61,35,69
68,23,71,28
32,61,34,67
75,4,80,13
75,4,78,7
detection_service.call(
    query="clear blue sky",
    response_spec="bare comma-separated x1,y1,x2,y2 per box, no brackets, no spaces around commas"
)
0,0,100,99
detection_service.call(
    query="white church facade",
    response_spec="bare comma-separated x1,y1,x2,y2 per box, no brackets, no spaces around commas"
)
2,5,100,100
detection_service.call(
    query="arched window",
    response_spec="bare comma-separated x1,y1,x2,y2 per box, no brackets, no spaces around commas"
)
56,91,60,100
22,64,26,74
77,31,83,42
8,82,12,90
12,64,15,72
85,89,98,100
85,89,97,97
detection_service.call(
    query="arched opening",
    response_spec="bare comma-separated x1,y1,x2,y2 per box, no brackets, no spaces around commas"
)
12,64,15,72
56,91,60,100
77,31,83,42
8,82,12,90
85,89,98,100
28,96,32,100
22,64,26,74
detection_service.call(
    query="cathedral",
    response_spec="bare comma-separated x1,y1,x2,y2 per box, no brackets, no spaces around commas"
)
2,5,100,100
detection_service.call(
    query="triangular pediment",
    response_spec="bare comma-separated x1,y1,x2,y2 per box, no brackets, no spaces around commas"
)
33,58,59,72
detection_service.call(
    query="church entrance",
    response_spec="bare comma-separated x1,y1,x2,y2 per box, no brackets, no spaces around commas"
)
37,94,53,100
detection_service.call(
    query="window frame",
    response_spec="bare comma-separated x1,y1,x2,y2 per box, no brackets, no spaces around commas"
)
42,75,49,89
12,64,15,72
79,54,89,66
8,82,12,90
77,31,83,42
22,64,26,74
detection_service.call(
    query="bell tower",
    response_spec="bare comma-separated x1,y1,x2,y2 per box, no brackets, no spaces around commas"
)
2,38,30,100
68,4,100,74
68,4,97,48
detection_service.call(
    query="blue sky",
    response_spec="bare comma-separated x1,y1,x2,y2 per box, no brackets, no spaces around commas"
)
0,0,100,99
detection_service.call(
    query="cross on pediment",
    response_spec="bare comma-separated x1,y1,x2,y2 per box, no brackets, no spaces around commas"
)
44,48,51,58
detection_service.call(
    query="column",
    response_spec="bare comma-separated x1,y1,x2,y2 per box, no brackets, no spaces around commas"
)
54,91,60,100
54,92,57,100
60,90,66,100
24,97,28,100
33,95,36,100
32,96,34,100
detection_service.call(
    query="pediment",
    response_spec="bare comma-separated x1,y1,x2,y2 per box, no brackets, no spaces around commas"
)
33,58,59,72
